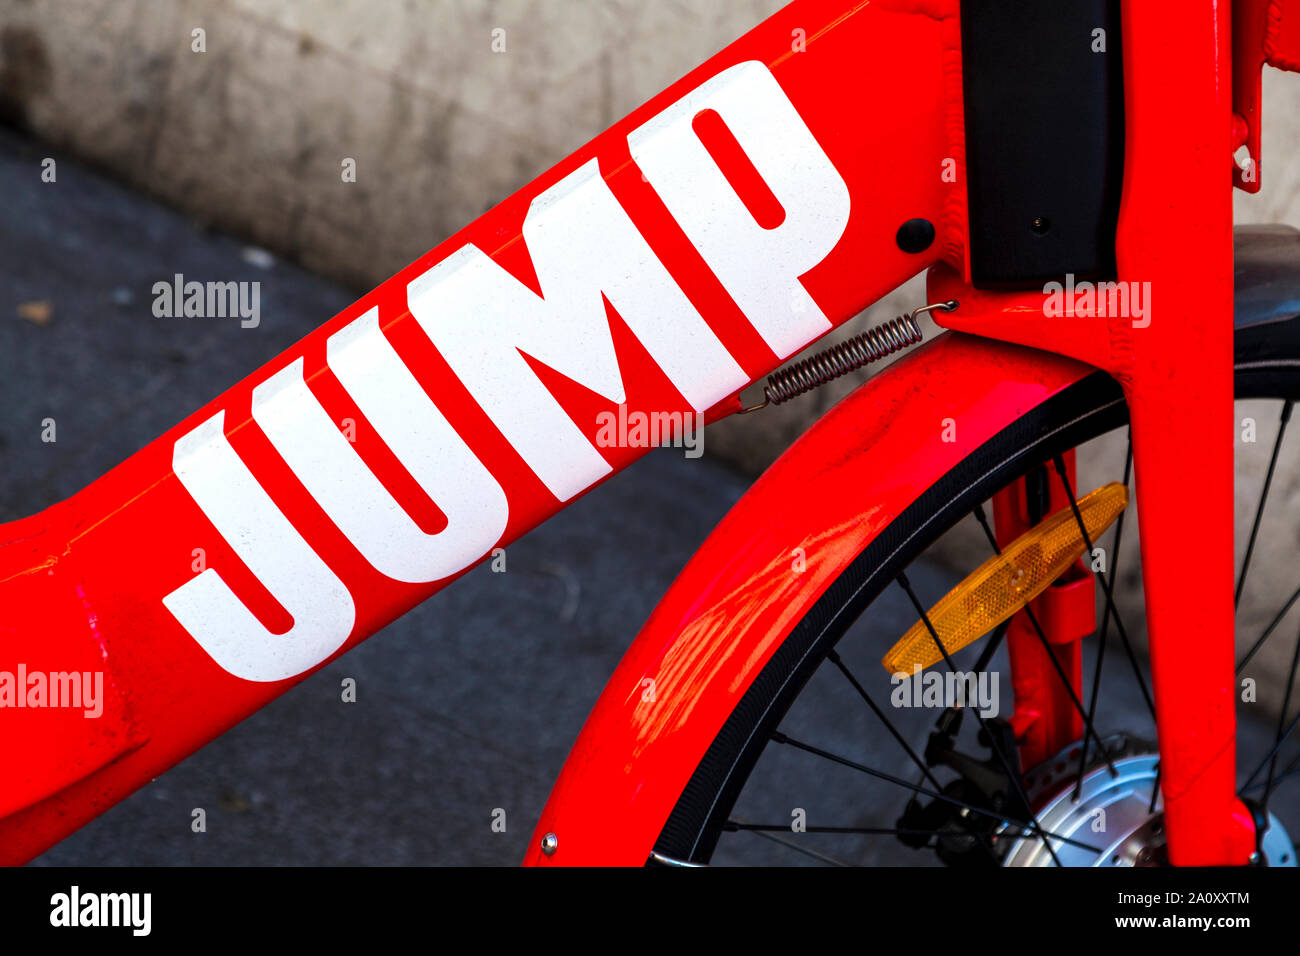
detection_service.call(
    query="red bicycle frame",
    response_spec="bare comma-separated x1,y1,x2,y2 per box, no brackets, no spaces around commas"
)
2,0,1295,866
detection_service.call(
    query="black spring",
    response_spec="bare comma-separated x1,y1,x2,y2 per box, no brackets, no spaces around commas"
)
753,301,956,408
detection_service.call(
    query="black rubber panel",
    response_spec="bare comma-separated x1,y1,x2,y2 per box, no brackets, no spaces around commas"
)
960,0,1124,288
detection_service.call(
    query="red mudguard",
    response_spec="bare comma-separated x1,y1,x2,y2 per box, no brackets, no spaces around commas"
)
525,333,1101,865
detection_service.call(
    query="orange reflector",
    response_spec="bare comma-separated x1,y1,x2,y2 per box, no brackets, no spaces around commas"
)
881,482,1128,675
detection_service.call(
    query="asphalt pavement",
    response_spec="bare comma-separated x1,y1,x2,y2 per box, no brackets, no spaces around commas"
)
4,128,1296,867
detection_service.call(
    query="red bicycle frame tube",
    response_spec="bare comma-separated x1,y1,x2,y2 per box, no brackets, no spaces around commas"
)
927,1,1255,865
991,452,1093,773
0,0,1261,868
1115,0,1254,867
0,0,963,863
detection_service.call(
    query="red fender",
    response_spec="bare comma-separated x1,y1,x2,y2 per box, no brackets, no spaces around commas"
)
525,332,1101,865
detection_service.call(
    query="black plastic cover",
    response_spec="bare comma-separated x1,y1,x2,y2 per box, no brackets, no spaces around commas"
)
960,0,1124,288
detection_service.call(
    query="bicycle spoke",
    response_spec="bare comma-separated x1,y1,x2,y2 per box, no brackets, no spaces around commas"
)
1241,764,1300,796
1283,749,1300,778
1237,401,1293,607
1237,581,1300,673
972,502,1117,778
1076,434,1133,795
825,647,1002,863
973,619,1010,675
769,730,1100,852
727,820,1049,846
1242,749,1300,796
1242,707,1300,793
1263,626,1300,817
1051,455,1156,721
896,571,1064,865
728,822,937,836
827,648,945,792
740,827,856,867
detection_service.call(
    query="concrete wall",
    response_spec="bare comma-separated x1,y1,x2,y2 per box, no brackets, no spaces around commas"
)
0,0,786,289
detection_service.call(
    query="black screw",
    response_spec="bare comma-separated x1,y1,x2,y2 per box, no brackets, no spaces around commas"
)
896,218,936,254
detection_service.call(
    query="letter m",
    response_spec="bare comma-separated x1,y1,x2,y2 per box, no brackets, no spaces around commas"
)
406,158,747,502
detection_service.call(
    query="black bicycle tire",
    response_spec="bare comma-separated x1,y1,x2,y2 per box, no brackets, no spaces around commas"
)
654,321,1300,864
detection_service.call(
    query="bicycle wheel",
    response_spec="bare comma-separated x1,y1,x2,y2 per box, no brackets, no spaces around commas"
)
652,307,1300,867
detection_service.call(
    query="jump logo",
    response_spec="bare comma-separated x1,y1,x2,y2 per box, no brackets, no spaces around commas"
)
162,61,851,682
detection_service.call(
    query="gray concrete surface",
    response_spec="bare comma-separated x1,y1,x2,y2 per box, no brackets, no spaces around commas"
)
3,0,1299,478
5,129,1299,866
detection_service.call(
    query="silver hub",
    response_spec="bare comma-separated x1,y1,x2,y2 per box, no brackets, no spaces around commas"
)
1001,735,1297,867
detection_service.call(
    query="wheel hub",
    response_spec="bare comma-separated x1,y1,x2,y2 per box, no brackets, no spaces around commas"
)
1002,735,1298,867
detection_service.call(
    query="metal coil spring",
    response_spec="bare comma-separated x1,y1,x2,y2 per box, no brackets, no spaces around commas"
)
746,300,956,410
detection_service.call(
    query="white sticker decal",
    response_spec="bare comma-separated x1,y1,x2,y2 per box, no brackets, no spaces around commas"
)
162,412,356,682
628,60,850,359
407,158,748,503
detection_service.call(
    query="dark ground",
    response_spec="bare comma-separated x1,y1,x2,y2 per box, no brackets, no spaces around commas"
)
3,128,1296,866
